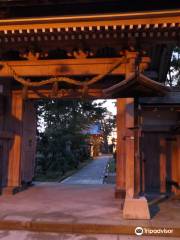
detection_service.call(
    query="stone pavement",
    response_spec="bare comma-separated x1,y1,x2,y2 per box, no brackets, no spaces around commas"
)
0,184,179,237
0,231,179,240
0,156,179,238
61,155,110,185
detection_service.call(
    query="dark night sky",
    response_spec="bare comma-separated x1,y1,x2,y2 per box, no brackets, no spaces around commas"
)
0,0,180,18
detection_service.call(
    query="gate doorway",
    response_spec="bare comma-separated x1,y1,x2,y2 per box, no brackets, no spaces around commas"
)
34,98,116,184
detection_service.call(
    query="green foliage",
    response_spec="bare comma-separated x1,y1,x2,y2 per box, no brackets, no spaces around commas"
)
167,46,180,87
107,158,116,173
100,112,116,153
35,99,115,181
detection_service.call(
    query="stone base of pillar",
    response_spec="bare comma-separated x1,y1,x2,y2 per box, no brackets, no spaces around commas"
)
1,186,20,195
1,182,34,195
114,189,126,199
123,197,150,219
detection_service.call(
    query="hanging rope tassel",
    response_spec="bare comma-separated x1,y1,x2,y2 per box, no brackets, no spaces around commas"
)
5,60,123,88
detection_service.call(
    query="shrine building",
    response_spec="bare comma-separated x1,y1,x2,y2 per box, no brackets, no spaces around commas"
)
0,0,179,220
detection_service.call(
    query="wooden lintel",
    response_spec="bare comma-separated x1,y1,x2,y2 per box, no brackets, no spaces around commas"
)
0,57,150,78
0,131,14,139
142,125,173,132
0,58,124,77
12,88,104,99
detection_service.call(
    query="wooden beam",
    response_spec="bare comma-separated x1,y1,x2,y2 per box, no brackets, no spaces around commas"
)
142,125,174,132
12,88,104,99
0,58,127,77
0,131,14,139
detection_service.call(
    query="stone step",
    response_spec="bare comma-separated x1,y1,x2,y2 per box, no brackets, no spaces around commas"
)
0,220,179,238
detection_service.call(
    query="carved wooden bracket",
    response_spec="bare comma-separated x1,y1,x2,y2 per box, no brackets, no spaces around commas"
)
67,49,94,59
20,51,48,61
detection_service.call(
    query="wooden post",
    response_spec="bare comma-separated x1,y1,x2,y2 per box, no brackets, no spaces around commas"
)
115,98,126,199
0,94,4,190
21,100,37,185
171,135,180,195
134,101,141,196
141,148,146,193
125,98,135,198
177,135,180,196
4,92,23,194
123,98,150,219
160,138,167,193
0,144,2,190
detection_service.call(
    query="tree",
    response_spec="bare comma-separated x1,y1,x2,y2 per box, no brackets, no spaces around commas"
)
167,46,180,87
35,99,114,180
99,111,116,153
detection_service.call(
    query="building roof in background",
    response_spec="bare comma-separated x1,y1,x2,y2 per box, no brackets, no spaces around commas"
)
83,123,102,136
0,0,179,19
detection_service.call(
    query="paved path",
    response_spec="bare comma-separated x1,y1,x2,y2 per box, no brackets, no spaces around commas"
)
61,155,110,185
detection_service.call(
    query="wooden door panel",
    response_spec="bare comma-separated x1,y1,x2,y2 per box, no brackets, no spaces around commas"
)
142,133,160,193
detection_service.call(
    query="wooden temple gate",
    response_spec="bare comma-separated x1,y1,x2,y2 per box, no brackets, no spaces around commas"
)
0,2,180,219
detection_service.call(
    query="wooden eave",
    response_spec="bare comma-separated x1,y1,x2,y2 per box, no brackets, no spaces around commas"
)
103,73,170,98
0,10,179,34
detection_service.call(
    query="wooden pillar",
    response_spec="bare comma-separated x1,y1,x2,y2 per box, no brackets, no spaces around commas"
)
123,98,150,219
160,138,167,193
0,144,2,190
115,98,126,199
3,92,23,194
125,98,135,198
115,98,141,198
0,82,12,190
177,135,180,195
134,101,141,196
0,94,4,190
21,100,37,184
141,147,146,193
171,135,180,195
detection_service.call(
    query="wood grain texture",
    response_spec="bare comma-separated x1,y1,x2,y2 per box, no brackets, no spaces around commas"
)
21,101,37,183
116,99,126,195
7,93,23,187
125,98,135,198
